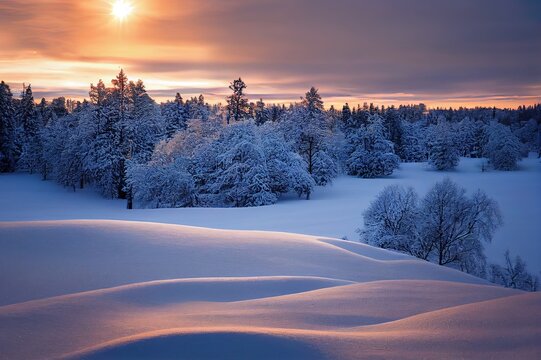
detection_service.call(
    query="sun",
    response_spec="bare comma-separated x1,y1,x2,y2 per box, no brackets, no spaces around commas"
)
112,0,133,21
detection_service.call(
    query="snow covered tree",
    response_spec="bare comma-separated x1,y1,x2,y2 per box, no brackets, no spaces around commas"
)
341,103,352,126
202,123,276,207
163,93,187,137
345,114,400,178
311,150,338,187
382,107,404,158
254,98,269,126
455,117,477,157
187,94,210,120
427,120,460,170
490,250,539,291
471,120,488,158
302,87,324,115
514,119,539,152
280,88,337,188
400,121,427,162
359,185,420,254
226,78,249,123
417,178,502,276
361,179,502,278
125,79,164,163
260,127,315,199
126,157,195,208
485,123,522,170
85,77,124,199
17,84,43,175
0,81,17,172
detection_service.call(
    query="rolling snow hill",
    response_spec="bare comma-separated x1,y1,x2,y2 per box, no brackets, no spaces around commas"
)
1,220,540,359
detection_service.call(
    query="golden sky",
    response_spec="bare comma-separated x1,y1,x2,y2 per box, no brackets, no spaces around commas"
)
0,0,540,108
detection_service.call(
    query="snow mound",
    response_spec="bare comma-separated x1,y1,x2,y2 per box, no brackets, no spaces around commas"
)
0,220,487,305
65,330,327,360
63,293,541,360
1,220,539,359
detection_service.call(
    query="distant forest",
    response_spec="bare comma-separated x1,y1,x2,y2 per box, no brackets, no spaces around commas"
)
1,71,540,209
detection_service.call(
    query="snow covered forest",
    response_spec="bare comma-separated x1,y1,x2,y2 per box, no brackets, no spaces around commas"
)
1,71,539,208
1,71,540,290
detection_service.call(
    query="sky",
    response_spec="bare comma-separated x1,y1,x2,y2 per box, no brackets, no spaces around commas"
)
0,0,540,108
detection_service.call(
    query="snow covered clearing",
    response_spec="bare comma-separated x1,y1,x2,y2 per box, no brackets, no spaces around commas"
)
1,157,540,359
1,156,539,274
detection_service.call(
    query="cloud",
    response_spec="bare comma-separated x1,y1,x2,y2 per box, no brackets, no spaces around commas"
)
0,0,539,107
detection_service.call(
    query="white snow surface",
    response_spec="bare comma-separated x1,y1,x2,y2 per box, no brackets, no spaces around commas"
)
1,157,540,359
1,220,539,359
1,157,539,273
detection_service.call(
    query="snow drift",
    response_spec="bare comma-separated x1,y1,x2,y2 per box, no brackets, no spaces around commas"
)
1,220,540,359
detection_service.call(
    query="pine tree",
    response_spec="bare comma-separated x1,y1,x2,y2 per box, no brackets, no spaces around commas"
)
226,78,249,123
383,107,404,158
0,81,17,172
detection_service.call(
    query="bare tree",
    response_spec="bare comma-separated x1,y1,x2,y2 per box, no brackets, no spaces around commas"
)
490,250,539,291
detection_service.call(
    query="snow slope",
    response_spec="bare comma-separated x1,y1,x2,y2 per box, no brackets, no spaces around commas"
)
1,220,539,359
0,157,539,273
0,220,480,306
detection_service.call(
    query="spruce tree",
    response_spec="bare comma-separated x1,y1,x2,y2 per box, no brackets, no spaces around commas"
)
0,81,17,172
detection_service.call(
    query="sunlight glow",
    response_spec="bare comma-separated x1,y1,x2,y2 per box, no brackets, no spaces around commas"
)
112,0,133,21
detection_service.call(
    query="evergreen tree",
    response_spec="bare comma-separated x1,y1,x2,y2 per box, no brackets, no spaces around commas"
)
197,123,277,207
341,103,351,125
163,93,187,137
277,88,338,193
226,78,249,123
17,84,43,174
0,81,17,172
427,120,460,170
400,121,427,162
345,114,400,178
260,127,314,199
254,98,268,126
485,123,522,170
383,107,404,158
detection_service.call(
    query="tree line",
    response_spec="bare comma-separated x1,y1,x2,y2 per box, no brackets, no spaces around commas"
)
0,71,540,210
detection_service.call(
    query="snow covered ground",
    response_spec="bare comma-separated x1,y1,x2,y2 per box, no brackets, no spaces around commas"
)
1,220,539,359
1,156,539,274
1,157,540,359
